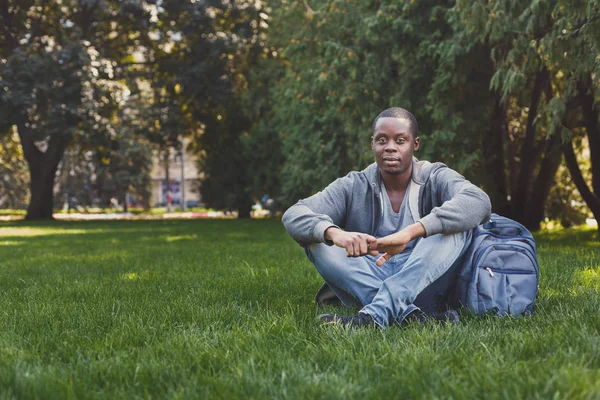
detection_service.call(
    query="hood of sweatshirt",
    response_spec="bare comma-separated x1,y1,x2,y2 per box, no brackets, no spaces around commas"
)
359,157,447,234
360,157,443,190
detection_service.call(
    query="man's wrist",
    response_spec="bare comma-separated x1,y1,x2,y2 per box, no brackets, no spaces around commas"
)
324,226,340,241
405,222,426,241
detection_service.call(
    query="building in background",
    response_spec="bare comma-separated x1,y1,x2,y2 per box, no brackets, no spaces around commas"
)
150,139,202,208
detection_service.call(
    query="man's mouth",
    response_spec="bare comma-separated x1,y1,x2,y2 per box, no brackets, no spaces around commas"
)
382,157,401,166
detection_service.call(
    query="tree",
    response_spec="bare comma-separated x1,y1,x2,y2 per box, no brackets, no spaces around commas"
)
444,0,600,229
249,0,452,207
115,0,266,216
255,0,599,231
0,0,151,219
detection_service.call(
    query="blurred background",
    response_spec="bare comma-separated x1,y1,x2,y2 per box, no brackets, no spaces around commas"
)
0,0,598,231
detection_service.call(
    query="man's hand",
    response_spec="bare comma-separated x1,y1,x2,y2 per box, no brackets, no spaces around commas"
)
325,227,379,257
369,222,426,266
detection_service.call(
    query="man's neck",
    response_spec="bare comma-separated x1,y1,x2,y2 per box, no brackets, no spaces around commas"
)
381,165,412,192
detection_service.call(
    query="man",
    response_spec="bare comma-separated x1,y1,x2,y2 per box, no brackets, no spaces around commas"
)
282,107,491,328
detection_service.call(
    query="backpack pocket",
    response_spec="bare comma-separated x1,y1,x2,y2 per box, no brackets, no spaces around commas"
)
473,243,538,316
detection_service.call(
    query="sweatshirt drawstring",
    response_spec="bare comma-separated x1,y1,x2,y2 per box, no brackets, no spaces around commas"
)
371,183,376,235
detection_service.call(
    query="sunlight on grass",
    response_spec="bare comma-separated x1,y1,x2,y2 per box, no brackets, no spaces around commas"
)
226,232,250,239
119,271,159,281
574,267,600,291
121,272,140,281
0,240,24,246
165,234,197,242
0,227,105,237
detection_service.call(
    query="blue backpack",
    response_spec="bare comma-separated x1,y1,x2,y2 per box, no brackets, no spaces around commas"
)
449,214,539,316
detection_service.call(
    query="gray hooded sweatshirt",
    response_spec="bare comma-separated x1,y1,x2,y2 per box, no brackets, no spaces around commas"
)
282,158,492,246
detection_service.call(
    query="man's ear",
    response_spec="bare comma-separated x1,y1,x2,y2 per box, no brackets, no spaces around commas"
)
414,137,420,151
370,136,374,150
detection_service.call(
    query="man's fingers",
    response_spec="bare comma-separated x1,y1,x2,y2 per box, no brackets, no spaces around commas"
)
359,239,368,256
376,253,391,267
346,242,356,257
368,249,379,257
343,234,383,257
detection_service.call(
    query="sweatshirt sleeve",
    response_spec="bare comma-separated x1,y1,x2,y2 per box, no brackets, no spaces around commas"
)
282,174,353,246
418,167,491,237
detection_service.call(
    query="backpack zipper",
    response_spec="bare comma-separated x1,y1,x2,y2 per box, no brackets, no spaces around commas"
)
474,230,535,244
484,266,537,277
470,242,539,284
472,235,538,269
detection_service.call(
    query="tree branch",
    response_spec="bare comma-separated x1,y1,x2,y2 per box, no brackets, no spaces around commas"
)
563,140,600,221
15,123,42,165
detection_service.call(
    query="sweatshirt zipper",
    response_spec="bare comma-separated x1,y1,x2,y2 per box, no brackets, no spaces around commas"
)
370,181,383,236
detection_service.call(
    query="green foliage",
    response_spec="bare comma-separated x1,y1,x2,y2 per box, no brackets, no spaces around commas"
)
197,106,254,217
1,0,598,223
0,130,29,208
546,163,589,228
131,0,266,215
252,0,439,207
243,0,600,230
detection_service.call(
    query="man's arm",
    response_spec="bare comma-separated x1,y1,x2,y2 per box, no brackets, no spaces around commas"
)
369,222,426,266
325,227,379,258
282,174,354,246
418,167,491,237
368,166,491,266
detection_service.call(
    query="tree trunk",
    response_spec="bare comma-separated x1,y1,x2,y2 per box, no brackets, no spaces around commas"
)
237,198,253,219
17,124,68,220
483,96,510,215
523,134,563,230
580,84,600,195
512,69,548,221
27,163,57,219
164,149,171,212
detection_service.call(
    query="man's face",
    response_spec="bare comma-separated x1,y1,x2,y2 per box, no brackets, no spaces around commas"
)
371,117,419,176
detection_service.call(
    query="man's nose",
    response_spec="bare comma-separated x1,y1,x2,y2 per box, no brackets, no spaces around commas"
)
384,143,397,151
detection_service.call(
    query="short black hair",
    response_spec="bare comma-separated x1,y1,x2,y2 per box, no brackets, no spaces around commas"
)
372,107,419,137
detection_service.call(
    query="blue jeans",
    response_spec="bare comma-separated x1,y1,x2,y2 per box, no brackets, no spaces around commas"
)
306,230,472,327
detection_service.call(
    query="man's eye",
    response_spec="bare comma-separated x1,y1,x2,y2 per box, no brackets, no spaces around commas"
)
396,138,406,144
377,138,386,143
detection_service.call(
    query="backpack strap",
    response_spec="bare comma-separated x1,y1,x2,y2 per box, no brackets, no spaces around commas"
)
408,181,422,222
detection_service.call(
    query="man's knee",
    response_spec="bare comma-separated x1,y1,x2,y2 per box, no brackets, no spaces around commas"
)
305,242,345,261
419,229,473,254
305,243,347,272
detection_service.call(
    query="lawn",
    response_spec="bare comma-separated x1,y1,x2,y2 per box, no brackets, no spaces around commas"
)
0,219,599,399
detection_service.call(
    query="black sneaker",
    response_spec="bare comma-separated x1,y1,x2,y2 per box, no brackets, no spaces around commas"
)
402,309,460,325
317,312,377,328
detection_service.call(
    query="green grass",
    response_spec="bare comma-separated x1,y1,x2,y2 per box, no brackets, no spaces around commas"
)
0,220,599,399
0,209,26,216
